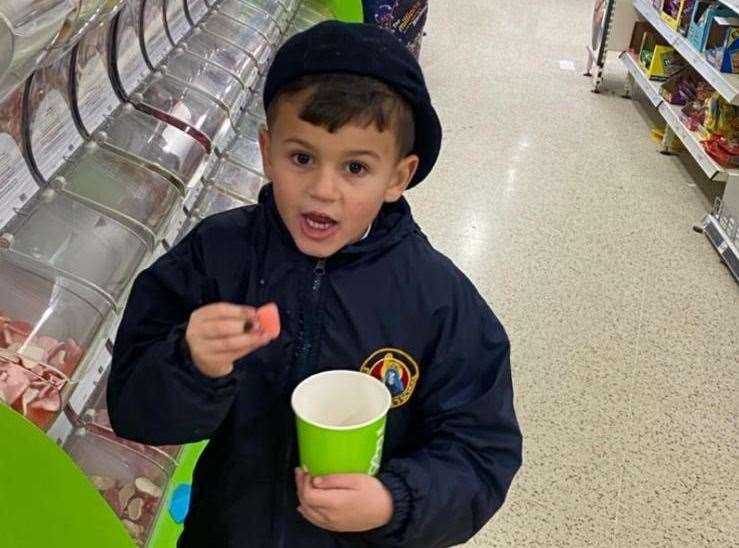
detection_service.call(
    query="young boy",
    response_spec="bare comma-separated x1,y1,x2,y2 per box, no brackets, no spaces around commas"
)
108,21,522,548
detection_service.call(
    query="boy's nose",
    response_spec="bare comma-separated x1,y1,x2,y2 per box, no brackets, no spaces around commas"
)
307,168,340,202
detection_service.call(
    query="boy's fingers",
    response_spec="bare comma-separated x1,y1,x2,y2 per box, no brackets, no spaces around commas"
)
204,333,266,354
199,319,256,339
312,474,363,490
196,303,255,321
299,483,337,510
296,470,332,510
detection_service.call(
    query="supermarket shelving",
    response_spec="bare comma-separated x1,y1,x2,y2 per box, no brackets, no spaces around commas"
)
633,0,739,105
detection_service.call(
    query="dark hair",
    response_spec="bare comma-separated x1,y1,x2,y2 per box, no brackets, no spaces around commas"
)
265,73,415,157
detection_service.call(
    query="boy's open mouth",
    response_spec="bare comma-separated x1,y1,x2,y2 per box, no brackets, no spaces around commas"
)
300,212,339,240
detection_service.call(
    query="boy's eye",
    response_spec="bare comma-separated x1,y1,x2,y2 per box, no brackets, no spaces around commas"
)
291,153,312,166
346,161,368,176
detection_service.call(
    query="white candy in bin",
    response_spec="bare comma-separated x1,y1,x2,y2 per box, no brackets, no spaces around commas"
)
0,254,111,430
181,27,260,90
65,427,170,546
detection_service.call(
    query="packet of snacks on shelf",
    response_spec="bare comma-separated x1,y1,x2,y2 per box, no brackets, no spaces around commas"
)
660,68,714,105
703,134,739,166
704,92,739,137
680,100,707,132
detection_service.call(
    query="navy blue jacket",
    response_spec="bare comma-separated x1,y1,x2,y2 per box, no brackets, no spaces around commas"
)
108,185,522,547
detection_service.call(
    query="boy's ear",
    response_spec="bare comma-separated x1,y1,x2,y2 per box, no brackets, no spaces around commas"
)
258,126,273,180
384,154,419,203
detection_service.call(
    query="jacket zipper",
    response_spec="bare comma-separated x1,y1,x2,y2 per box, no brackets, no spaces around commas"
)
293,259,326,380
277,259,326,548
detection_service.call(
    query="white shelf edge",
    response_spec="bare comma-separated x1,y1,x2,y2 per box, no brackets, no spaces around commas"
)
620,51,664,107
634,0,739,105
718,1,739,14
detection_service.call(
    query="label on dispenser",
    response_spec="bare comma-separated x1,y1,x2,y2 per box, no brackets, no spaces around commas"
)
77,54,121,135
188,0,209,23
31,89,84,180
168,7,191,43
117,18,150,95
143,1,173,67
0,134,39,228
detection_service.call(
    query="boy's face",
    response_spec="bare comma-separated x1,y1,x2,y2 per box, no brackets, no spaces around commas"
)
259,92,419,258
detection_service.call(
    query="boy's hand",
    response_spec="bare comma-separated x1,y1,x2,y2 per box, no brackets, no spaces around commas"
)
295,468,394,533
185,303,275,378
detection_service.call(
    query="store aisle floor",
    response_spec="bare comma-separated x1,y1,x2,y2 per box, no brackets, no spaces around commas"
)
410,1,738,546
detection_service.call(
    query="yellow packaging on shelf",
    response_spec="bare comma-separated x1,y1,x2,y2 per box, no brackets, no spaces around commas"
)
638,28,687,81
704,92,739,138
641,44,683,80
661,0,690,31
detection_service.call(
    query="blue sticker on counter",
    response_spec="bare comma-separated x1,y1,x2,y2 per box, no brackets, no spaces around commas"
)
168,483,192,524
362,1,428,55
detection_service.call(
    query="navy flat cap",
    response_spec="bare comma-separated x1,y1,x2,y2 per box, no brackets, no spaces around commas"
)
263,20,442,188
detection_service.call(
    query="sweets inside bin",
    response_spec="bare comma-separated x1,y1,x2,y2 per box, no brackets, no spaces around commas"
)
65,428,170,546
0,257,109,429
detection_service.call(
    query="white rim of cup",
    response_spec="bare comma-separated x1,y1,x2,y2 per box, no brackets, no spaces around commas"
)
291,370,392,432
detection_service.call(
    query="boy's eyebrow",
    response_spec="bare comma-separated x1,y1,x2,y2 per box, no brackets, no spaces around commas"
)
283,138,316,149
283,138,382,161
345,150,382,161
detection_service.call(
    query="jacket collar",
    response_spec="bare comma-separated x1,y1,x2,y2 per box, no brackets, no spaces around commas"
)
258,184,417,264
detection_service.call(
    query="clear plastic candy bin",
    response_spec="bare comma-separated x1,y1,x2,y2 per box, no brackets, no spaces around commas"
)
217,0,284,41
0,255,110,429
182,27,259,89
205,157,266,203
78,370,181,467
65,427,171,546
0,0,71,100
1,190,149,306
192,184,250,219
200,13,273,73
161,47,247,121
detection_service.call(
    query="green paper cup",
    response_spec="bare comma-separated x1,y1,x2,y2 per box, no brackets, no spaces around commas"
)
292,370,392,477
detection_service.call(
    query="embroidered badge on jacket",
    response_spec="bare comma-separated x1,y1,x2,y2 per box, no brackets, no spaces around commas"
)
360,348,419,407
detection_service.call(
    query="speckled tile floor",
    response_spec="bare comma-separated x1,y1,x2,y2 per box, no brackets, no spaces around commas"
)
408,1,739,546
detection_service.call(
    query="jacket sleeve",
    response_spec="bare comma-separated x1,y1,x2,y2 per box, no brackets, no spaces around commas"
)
362,280,522,547
107,227,241,446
